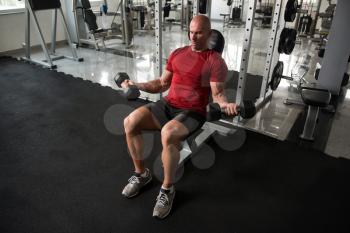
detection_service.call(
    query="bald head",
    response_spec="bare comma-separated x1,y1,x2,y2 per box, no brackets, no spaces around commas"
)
190,15,211,31
189,15,212,51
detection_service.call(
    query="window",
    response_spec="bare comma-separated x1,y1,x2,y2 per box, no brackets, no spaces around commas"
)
0,0,25,13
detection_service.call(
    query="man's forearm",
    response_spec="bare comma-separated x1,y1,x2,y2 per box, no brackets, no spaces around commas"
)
213,93,228,107
134,79,163,93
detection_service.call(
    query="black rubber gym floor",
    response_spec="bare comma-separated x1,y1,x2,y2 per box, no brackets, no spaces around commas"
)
1,56,349,233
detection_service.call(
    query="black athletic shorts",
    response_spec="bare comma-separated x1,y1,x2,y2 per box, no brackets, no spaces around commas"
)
145,98,206,137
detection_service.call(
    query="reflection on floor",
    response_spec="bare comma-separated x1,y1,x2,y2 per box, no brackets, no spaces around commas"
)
10,22,349,159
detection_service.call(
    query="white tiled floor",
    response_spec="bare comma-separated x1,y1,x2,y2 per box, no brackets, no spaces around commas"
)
12,22,350,159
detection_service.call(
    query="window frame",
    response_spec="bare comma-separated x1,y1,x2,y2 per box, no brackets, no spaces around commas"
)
0,0,25,15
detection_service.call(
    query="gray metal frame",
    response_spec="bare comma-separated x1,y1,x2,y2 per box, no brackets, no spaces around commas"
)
235,0,257,106
122,0,132,48
154,0,163,78
22,0,83,69
299,105,319,141
260,0,282,99
178,122,238,167
192,0,198,16
51,8,58,54
176,0,294,165
206,0,211,19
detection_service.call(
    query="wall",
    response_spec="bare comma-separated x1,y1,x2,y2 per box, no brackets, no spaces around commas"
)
210,0,230,20
0,2,67,53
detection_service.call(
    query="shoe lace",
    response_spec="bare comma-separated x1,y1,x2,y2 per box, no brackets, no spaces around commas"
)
128,175,141,184
156,192,169,206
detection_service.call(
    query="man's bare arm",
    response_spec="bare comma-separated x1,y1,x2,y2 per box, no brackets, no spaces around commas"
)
210,81,237,115
210,81,228,104
134,70,173,93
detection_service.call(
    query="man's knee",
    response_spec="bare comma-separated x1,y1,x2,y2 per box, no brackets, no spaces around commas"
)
161,126,185,148
124,113,140,134
123,116,132,134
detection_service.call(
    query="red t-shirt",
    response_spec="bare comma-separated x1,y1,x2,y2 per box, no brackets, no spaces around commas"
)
165,46,228,115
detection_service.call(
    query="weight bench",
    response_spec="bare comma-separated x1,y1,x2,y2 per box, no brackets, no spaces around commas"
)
177,29,241,166
299,84,331,141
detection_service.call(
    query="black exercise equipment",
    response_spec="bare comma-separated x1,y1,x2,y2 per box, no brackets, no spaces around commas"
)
314,68,320,80
300,85,331,140
77,0,109,50
278,28,297,55
231,7,241,21
262,6,273,25
84,9,101,32
114,72,141,100
80,0,91,9
342,73,349,87
284,28,297,54
208,29,225,54
297,15,312,34
28,0,61,11
270,61,284,91
163,3,171,17
318,48,325,58
284,0,298,22
206,101,256,121
278,28,288,54
199,0,207,14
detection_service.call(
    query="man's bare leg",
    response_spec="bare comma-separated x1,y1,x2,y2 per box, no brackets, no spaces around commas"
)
124,106,161,173
160,120,189,188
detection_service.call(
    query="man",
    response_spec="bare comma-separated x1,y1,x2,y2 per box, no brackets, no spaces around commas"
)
120,15,237,219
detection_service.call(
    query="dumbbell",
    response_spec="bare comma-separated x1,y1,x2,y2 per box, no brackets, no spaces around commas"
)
114,72,140,100
207,100,256,121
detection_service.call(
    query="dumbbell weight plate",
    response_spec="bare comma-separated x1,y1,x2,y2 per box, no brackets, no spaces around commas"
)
115,72,130,88
278,28,288,54
125,86,141,100
284,0,298,22
114,72,141,100
206,101,256,121
240,100,256,119
284,29,297,55
270,61,284,91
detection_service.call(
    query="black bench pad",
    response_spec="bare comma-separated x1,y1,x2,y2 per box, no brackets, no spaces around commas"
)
301,85,331,107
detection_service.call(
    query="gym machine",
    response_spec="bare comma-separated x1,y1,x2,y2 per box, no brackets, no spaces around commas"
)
180,0,192,31
69,0,133,50
21,0,83,69
162,0,184,31
151,0,302,165
115,0,319,166
264,0,350,141
194,0,211,18
221,0,244,28
255,0,274,28
182,0,277,165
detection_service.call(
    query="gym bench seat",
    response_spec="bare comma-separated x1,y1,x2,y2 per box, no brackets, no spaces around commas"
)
300,84,331,141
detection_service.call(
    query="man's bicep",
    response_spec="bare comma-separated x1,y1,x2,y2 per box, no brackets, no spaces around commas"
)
209,56,228,83
160,69,173,88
